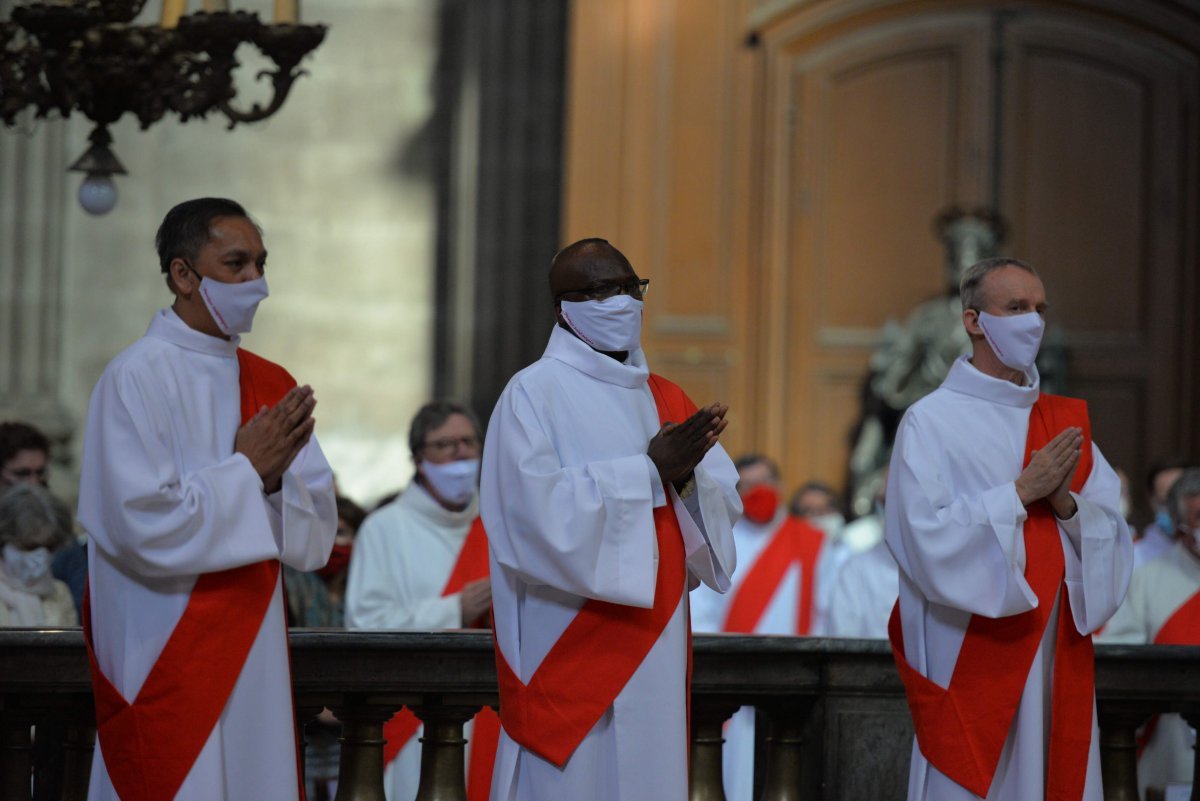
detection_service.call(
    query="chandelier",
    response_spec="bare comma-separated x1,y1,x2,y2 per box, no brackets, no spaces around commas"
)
0,0,326,214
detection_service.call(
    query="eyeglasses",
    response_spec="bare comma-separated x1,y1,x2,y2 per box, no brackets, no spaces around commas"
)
422,435,482,457
555,278,649,302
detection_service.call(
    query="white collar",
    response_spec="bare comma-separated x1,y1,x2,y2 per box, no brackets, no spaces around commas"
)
542,324,650,389
941,355,1039,409
145,308,240,358
398,480,479,528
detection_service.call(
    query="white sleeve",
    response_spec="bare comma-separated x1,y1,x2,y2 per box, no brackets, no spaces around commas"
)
78,366,302,579
1059,443,1134,634
343,515,461,630
885,412,1039,618
481,384,661,608
272,436,338,572
677,446,740,594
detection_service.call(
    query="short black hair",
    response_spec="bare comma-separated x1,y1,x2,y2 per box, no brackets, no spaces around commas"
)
155,197,252,273
408,401,482,460
0,422,50,468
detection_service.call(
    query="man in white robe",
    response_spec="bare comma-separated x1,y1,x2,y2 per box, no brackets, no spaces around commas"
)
1100,467,1200,799
481,238,740,801
345,400,494,801
78,198,337,801
887,257,1132,801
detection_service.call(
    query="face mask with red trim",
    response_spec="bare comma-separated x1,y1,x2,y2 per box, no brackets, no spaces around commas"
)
740,484,779,525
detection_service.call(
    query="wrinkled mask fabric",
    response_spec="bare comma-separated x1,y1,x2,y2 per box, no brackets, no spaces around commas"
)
422,458,480,506
194,272,269,336
2,544,51,586
977,310,1044,373
559,296,644,352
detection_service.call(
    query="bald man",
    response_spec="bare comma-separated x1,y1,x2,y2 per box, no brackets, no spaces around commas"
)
480,238,741,801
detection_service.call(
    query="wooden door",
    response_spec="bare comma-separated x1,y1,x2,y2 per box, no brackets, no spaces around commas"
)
758,9,995,490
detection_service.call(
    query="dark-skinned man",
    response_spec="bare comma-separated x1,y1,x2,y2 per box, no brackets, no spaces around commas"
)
77,197,337,801
480,238,741,801
886,257,1132,801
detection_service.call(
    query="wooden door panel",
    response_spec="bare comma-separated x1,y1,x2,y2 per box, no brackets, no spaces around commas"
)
1001,12,1198,480
763,13,992,488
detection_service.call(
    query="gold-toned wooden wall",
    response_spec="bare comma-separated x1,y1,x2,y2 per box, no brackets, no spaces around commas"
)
563,0,1200,501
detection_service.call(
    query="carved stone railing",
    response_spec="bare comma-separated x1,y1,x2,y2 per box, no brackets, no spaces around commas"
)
0,630,1197,801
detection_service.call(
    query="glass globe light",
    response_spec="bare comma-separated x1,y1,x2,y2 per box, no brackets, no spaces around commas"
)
78,173,118,215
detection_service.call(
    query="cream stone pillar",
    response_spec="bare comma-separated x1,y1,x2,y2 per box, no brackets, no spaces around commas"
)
0,119,75,475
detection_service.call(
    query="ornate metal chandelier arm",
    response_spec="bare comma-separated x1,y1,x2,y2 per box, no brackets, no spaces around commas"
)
217,66,307,127
217,23,325,128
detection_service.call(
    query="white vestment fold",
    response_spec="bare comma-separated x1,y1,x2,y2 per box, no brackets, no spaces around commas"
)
78,309,337,801
344,482,481,801
886,356,1132,801
481,325,740,801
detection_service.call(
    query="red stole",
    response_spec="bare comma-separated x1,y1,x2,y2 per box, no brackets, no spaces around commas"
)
889,393,1096,800
83,348,298,801
1154,587,1200,645
722,517,824,635
492,373,695,768
381,517,498,801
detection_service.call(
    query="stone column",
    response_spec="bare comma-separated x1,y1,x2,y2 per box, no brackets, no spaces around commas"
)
430,0,568,417
0,118,75,472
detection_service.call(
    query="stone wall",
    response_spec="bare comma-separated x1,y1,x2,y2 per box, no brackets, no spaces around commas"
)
1,0,440,506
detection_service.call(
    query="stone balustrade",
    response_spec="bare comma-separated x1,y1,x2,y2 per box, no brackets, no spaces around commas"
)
1,629,1197,800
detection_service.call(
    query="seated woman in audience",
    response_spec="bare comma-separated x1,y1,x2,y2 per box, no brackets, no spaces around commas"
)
0,483,78,627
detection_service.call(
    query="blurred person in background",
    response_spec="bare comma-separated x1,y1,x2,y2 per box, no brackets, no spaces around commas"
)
1100,467,1200,799
0,483,77,626
1135,457,1191,568
344,400,496,801
0,421,87,616
0,421,50,488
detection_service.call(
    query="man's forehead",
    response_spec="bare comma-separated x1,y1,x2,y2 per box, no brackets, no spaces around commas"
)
206,217,265,253
983,266,1045,301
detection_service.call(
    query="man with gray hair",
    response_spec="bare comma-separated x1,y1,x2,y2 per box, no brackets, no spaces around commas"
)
887,256,1132,801
345,400,497,801
1101,466,1200,798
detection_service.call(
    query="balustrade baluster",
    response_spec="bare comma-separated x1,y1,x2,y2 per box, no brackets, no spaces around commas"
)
1182,711,1200,801
0,713,33,801
332,697,397,801
756,701,813,801
59,716,94,801
1098,704,1149,801
410,701,478,801
690,698,740,801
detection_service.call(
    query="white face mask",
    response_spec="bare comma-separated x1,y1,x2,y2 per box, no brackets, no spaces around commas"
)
2,544,51,586
421,458,480,507
811,513,846,539
559,295,644,352
977,310,1045,372
195,273,269,336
